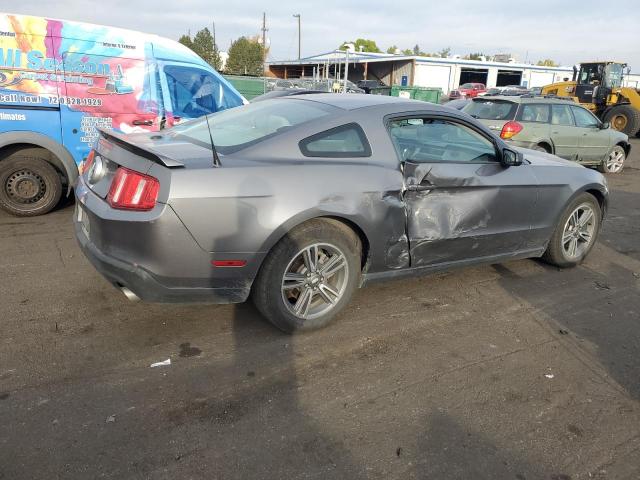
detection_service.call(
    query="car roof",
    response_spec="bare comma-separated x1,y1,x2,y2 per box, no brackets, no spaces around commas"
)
475,95,580,105
279,93,425,110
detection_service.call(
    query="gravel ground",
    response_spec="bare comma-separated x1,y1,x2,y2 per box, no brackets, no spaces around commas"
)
1,139,639,479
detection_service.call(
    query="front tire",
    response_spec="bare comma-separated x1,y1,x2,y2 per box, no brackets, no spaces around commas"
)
0,156,62,216
603,105,640,136
542,193,601,268
252,219,362,333
598,145,626,173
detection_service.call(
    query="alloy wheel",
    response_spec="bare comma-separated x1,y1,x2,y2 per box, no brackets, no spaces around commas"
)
281,243,349,320
561,203,596,260
605,148,625,173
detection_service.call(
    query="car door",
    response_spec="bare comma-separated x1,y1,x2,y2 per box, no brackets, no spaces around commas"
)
549,104,579,160
388,114,539,268
570,105,611,164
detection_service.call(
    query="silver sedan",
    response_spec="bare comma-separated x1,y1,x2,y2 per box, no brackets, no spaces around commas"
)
74,94,608,332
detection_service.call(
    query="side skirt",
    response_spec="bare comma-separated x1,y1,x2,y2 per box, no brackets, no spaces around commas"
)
360,247,546,286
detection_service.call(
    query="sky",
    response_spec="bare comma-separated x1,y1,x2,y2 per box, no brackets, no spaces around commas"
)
8,0,640,69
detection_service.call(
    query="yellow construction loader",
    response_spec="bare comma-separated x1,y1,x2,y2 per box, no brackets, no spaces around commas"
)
541,61,640,136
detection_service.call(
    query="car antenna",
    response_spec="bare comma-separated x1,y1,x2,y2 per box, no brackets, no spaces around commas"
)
203,113,221,167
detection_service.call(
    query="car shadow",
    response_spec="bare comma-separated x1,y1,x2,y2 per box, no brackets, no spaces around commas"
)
413,411,562,480
492,255,640,400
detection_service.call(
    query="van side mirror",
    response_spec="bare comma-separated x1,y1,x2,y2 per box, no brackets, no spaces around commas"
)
600,121,610,130
501,148,523,167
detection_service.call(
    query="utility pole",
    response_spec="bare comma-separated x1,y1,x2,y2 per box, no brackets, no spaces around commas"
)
261,13,268,64
293,14,301,60
261,12,268,90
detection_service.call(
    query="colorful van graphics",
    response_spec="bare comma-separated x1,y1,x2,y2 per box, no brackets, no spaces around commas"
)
0,13,245,216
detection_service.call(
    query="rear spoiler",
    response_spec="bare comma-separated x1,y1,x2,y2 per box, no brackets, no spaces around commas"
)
97,129,184,168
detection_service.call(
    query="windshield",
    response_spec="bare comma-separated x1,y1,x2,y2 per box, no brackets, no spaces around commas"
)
459,83,475,89
463,99,518,120
166,99,337,154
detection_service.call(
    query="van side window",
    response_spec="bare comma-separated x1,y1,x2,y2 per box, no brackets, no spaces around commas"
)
164,66,224,118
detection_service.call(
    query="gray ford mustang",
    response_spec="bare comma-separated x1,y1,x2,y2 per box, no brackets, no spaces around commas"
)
74,94,608,332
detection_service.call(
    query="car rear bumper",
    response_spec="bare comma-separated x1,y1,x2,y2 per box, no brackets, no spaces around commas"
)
73,178,256,304
75,222,251,303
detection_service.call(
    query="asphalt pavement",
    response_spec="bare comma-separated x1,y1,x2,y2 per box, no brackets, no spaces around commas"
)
1,139,639,479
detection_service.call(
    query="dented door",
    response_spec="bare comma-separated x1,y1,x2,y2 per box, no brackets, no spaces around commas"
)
389,116,539,268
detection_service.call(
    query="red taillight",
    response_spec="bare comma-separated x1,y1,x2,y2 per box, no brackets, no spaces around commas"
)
81,149,96,174
500,121,523,140
107,167,160,211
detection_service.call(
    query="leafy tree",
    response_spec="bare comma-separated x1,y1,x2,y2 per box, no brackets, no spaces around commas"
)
537,59,558,67
386,45,398,54
178,34,193,50
464,52,485,60
226,36,264,76
437,47,451,58
340,38,381,53
401,48,413,55
192,28,222,71
177,29,222,71
413,44,421,55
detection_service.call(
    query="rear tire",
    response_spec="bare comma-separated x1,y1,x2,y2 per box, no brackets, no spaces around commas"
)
598,145,626,173
252,219,361,333
0,156,62,217
542,193,601,268
532,144,551,153
603,105,640,136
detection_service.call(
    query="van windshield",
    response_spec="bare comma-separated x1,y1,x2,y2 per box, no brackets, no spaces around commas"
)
166,99,337,154
463,99,518,120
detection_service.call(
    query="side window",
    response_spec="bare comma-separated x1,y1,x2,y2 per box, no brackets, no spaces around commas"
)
300,123,371,157
571,106,600,128
388,118,497,163
551,105,574,126
163,65,241,118
518,104,550,123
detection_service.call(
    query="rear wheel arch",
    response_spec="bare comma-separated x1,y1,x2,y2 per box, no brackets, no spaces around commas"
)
537,141,553,154
0,132,78,195
257,214,370,273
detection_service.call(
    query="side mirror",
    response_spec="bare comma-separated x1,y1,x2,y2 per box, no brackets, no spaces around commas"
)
600,121,610,130
501,148,523,167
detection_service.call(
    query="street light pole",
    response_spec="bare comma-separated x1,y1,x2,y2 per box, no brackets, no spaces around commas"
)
293,14,301,60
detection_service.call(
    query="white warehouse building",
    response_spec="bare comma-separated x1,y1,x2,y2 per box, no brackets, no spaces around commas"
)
268,51,640,94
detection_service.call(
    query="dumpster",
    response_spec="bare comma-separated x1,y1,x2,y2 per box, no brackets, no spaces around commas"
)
389,86,442,104
369,86,392,96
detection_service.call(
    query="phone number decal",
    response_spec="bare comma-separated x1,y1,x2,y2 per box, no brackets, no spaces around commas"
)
48,96,103,107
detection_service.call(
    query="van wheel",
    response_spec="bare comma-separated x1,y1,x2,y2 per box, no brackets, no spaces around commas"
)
0,156,62,216
252,219,361,333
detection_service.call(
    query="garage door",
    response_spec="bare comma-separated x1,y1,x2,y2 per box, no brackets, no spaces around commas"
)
414,64,451,91
530,71,555,87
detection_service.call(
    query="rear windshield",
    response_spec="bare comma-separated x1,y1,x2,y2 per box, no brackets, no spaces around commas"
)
463,99,517,120
166,99,337,154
